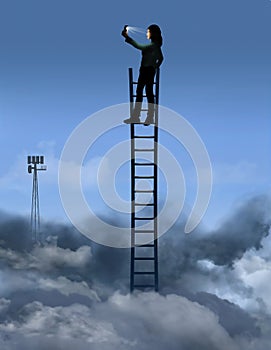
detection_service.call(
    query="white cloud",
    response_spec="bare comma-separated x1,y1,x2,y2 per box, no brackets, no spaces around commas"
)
31,244,92,271
0,244,92,272
0,301,134,350
0,270,36,296
105,292,239,350
0,195,270,349
234,252,271,313
38,276,100,301
0,244,99,305
0,293,241,350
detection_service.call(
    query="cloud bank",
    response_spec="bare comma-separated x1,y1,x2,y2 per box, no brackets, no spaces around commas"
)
0,194,270,349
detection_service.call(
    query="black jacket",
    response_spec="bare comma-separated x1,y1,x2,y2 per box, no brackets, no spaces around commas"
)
125,36,164,69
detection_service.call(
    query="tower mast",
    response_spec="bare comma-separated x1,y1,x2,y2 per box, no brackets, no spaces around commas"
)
27,155,47,243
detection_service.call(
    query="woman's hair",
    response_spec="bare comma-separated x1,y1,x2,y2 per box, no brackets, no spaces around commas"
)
148,24,163,46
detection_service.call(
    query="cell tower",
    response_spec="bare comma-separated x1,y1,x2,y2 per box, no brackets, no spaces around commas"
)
27,155,47,243
127,68,160,292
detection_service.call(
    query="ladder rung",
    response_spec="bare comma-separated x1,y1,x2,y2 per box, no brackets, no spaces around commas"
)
134,271,155,275
134,149,155,152
134,190,154,193
134,162,155,166
132,94,148,97
132,81,157,85
133,136,155,139
141,108,149,111
134,230,154,233
134,257,155,260
135,244,155,247
134,176,154,179
134,203,154,206
134,217,155,220
133,284,156,288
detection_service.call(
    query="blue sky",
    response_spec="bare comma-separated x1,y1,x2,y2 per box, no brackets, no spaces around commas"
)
0,0,270,229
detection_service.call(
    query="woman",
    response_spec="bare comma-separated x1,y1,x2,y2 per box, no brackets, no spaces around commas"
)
122,24,164,125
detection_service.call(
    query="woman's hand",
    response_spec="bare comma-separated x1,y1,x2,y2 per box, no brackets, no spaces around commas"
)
121,25,128,38
121,29,128,38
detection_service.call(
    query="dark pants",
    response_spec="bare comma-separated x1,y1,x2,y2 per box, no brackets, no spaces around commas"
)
133,66,156,119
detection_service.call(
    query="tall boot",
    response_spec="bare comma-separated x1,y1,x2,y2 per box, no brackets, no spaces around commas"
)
132,101,142,118
123,102,142,124
144,103,155,126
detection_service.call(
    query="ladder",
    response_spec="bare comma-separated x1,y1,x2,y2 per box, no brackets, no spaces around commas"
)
128,67,160,292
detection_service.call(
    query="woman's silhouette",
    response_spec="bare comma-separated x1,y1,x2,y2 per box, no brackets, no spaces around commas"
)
122,24,164,125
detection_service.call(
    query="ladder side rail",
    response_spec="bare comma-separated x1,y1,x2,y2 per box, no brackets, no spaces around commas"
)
154,67,160,291
155,68,160,104
155,68,160,124
129,67,135,292
154,135,158,291
129,68,134,117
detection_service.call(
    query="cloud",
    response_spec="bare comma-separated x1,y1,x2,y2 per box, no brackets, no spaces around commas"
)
32,244,92,271
0,301,131,350
158,195,271,322
0,291,267,350
0,293,242,350
0,244,92,272
38,276,100,301
0,194,270,349
103,292,240,350
160,195,270,277
234,251,271,314
0,214,32,251
191,292,260,337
